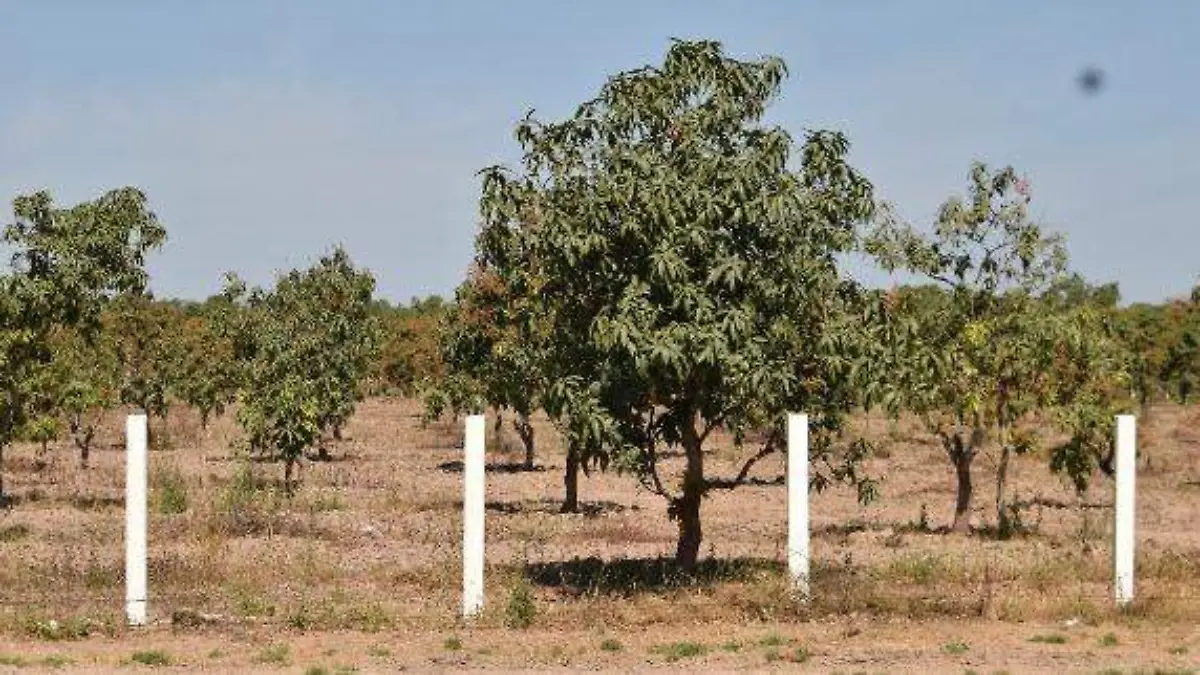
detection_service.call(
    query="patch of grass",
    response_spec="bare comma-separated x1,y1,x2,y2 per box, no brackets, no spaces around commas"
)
885,553,942,585
600,638,623,652
1099,632,1119,647
443,636,463,651
0,654,27,667
255,643,291,666
1169,645,1189,656
230,586,276,619
759,632,787,647
308,492,346,513
653,641,706,663
943,641,969,655
153,465,189,514
40,655,71,669
504,577,537,629
1029,634,1068,644
721,640,742,653
342,601,390,632
367,645,391,659
304,666,358,675
764,648,781,663
0,523,31,542
789,647,810,663
288,606,314,631
206,649,224,659
130,650,171,667
25,617,93,641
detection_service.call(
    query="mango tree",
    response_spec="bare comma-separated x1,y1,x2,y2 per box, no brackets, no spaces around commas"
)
1112,302,1174,411
170,313,240,429
427,266,547,474
475,39,885,568
1,188,165,500
105,295,181,433
1160,287,1200,404
48,326,121,467
220,248,378,491
867,163,1126,533
372,299,446,396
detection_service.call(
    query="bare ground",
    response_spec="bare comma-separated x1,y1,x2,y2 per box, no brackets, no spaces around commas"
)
0,398,1197,673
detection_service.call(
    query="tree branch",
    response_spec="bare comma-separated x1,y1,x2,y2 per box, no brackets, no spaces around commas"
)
705,430,780,491
638,408,673,500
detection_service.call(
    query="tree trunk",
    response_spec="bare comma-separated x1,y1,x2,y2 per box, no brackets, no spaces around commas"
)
0,443,6,503
560,443,579,513
79,440,90,470
72,415,93,470
951,442,974,534
674,416,705,571
284,459,296,496
333,423,343,441
515,414,535,470
200,410,210,431
996,443,1011,534
995,400,1012,535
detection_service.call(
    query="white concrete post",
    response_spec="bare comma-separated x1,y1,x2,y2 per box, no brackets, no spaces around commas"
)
125,412,149,626
1114,414,1137,607
787,413,810,600
462,414,486,618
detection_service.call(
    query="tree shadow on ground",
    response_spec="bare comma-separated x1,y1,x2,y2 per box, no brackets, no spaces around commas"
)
706,475,784,489
813,520,948,537
0,488,50,508
68,495,124,510
485,498,637,517
524,556,782,597
437,460,546,474
1013,495,1109,510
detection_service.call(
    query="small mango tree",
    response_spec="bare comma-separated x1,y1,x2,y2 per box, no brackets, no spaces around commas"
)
170,313,240,430
475,39,886,568
219,247,378,492
1160,287,1200,404
868,163,1127,533
48,326,121,467
1,188,165,499
427,266,547,473
105,295,181,434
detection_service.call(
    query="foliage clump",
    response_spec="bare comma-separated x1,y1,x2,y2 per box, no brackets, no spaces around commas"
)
469,39,889,566
217,247,379,492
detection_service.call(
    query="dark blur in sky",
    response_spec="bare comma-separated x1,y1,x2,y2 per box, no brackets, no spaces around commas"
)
1,1,1197,303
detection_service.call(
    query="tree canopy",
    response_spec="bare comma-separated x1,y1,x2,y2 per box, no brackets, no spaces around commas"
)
1,187,165,499
473,39,888,567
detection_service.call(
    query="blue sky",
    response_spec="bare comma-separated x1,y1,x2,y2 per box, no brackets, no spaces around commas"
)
1,1,1197,304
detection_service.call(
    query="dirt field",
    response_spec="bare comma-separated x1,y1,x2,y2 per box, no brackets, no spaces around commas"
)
0,398,1198,673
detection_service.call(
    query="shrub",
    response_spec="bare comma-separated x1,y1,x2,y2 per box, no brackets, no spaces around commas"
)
599,639,622,652
130,650,171,666
153,465,189,514
504,578,536,629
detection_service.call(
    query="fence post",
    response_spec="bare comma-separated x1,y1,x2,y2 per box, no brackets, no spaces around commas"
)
787,412,810,601
462,414,486,618
1114,414,1137,607
125,412,148,626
